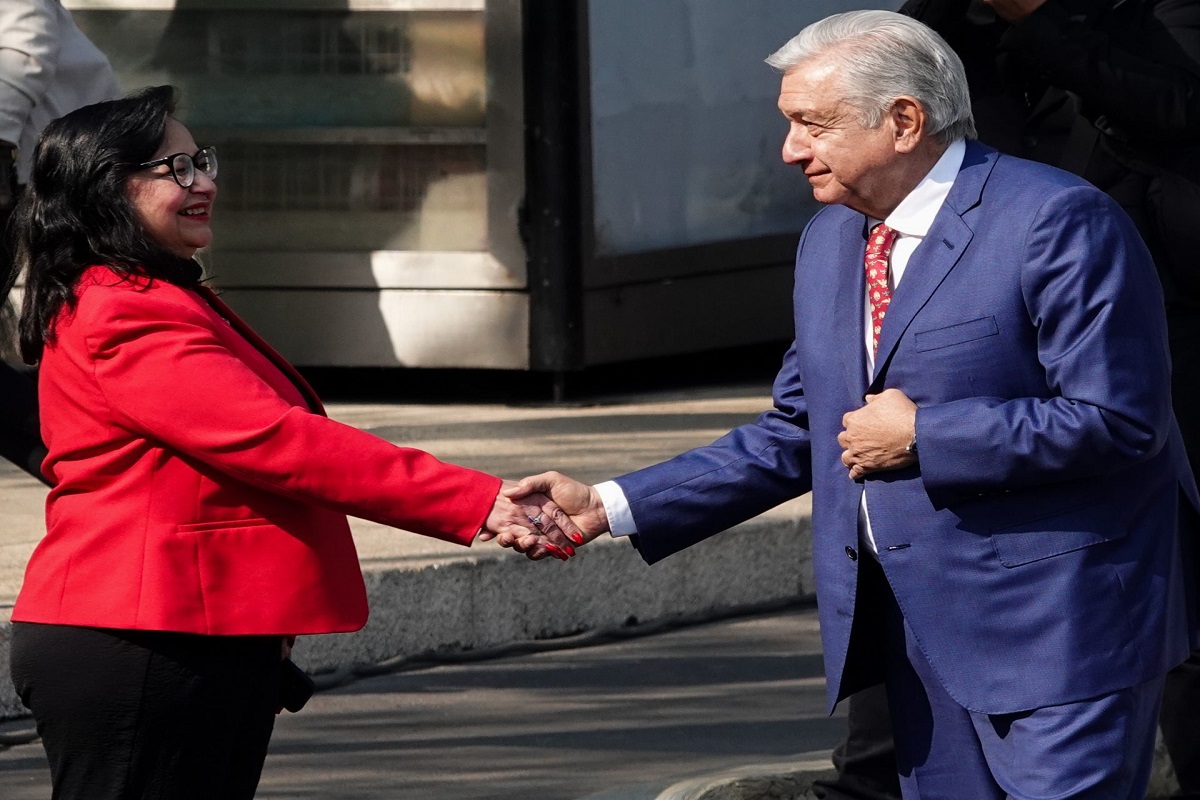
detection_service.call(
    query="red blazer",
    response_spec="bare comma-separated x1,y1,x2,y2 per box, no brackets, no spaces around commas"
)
12,266,501,636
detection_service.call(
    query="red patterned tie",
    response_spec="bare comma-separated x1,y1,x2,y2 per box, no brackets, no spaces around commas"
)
865,223,899,357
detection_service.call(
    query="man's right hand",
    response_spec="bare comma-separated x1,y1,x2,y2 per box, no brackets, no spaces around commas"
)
504,471,610,546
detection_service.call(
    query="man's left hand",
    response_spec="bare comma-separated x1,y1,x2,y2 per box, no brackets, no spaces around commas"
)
838,389,918,480
982,0,1048,23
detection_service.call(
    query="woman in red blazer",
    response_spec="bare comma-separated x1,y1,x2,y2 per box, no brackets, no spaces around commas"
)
3,86,577,800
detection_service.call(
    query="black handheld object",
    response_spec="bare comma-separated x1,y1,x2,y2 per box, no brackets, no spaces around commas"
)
279,659,316,713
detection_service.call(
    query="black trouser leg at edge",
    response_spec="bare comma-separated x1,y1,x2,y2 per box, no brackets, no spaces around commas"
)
1162,652,1200,798
810,683,902,800
811,548,903,800
1166,307,1200,799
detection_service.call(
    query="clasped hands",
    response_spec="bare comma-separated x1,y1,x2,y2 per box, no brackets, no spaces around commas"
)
487,389,917,560
480,476,610,561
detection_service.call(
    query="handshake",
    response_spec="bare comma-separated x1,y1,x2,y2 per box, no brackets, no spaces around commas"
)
479,472,610,561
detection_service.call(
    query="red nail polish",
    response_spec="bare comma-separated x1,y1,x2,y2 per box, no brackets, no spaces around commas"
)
565,546,576,557
569,533,584,545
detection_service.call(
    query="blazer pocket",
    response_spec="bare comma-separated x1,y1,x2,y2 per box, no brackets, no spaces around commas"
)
171,518,315,629
990,502,1122,567
913,316,999,352
176,517,275,534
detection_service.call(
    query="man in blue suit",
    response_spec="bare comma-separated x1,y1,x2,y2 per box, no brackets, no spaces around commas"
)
503,10,1198,799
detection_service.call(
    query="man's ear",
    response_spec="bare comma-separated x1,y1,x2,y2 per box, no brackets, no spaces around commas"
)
889,96,926,153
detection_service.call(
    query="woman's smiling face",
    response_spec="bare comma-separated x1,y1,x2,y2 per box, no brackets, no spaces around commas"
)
125,117,217,258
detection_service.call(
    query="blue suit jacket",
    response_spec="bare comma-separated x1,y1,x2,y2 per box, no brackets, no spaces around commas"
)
616,141,1198,715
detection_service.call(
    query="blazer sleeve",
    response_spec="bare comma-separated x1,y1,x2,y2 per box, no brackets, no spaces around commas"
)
917,185,1174,498
78,284,500,545
617,339,814,564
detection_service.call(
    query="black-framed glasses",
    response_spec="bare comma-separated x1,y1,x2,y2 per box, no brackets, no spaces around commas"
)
138,146,218,188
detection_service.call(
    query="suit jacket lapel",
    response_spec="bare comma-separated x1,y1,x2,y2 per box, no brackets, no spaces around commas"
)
870,142,996,388
833,214,870,396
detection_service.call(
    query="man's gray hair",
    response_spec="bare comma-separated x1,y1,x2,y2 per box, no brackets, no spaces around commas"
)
766,10,976,143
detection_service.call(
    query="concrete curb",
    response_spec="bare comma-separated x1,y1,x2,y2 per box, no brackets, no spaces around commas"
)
0,630,13,719
654,755,836,800
299,509,814,676
574,754,837,800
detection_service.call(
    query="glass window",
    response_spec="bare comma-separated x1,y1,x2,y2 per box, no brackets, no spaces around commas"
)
73,7,487,252
587,0,905,257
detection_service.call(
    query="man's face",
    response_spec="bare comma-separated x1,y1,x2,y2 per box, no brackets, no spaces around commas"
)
777,60,902,217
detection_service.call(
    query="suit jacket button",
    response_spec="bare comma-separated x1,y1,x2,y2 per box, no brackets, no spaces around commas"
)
845,546,858,561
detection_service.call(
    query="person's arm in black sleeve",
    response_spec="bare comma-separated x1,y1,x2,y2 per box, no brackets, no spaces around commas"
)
0,362,49,485
1000,0,1200,143
901,0,974,30
0,136,47,485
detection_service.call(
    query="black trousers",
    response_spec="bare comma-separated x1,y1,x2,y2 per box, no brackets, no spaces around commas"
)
810,551,902,800
810,683,901,800
1165,306,1200,799
10,622,281,800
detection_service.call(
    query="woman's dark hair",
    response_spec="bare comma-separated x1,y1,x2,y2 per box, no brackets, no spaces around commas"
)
10,85,202,364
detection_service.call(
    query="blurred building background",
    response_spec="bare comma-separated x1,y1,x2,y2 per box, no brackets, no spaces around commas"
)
65,0,902,382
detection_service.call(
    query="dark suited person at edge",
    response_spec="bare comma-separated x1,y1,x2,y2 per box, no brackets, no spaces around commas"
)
804,1,1200,797
495,10,1199,800
0,0,123,485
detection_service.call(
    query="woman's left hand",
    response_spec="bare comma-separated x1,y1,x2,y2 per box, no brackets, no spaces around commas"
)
478,481,583,560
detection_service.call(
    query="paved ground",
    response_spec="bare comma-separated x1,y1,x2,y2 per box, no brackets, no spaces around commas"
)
0,607,842,800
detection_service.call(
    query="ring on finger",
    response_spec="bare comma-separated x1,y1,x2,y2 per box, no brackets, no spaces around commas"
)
528,513,545,529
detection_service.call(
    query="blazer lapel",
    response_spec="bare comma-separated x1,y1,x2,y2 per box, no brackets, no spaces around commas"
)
870,142,996,388
832,214,870,396
194,286,327,416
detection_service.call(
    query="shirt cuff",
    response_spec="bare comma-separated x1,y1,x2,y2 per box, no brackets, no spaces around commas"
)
595,480,638,537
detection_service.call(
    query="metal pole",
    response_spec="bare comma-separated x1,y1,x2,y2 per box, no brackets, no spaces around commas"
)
521,0,587,380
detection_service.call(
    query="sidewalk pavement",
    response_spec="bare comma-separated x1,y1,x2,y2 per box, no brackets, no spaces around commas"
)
0,607,842,799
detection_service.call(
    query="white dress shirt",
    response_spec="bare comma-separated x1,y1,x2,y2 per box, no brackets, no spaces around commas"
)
597,140,968,543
